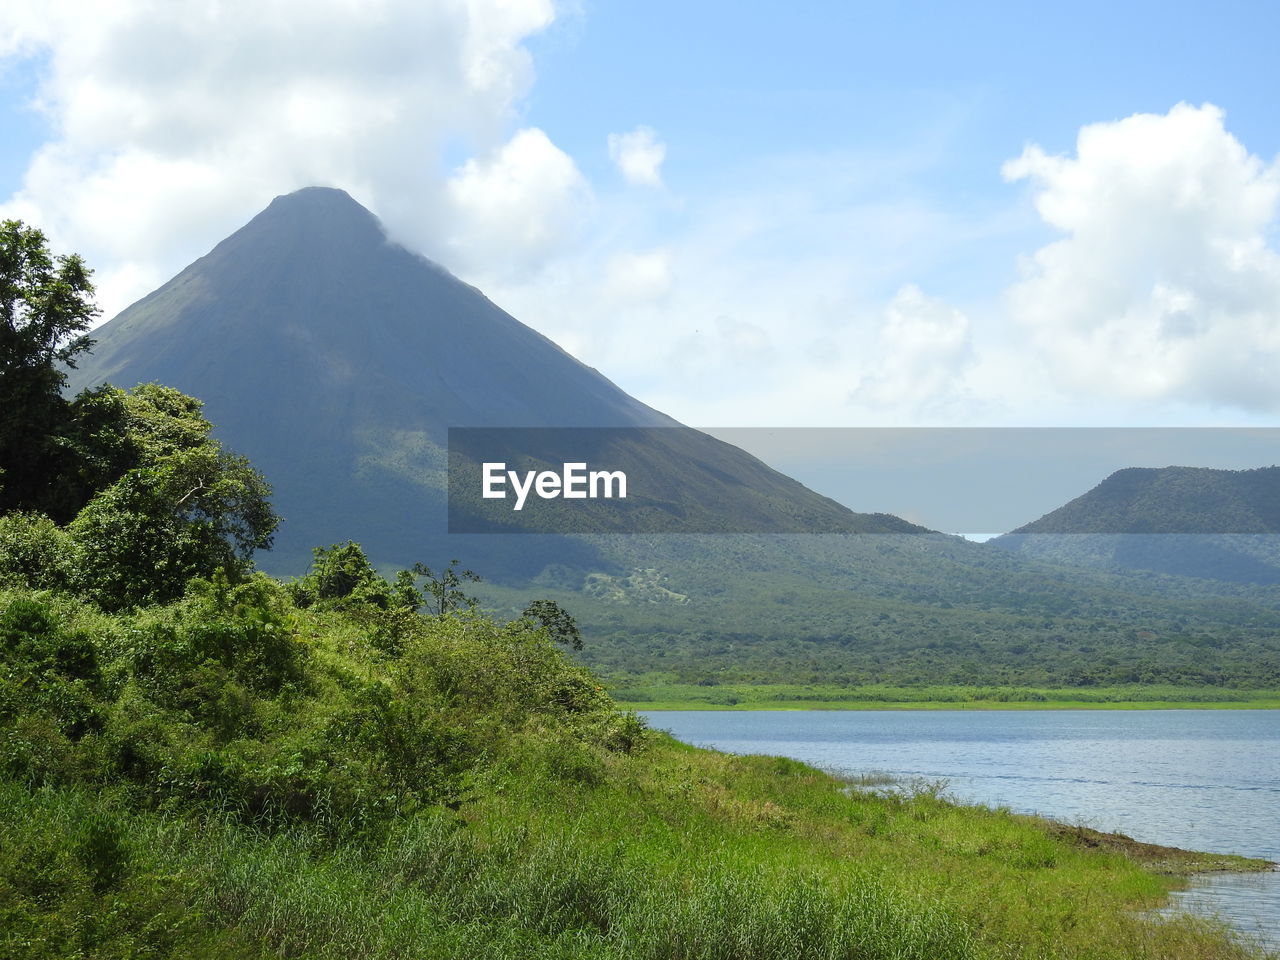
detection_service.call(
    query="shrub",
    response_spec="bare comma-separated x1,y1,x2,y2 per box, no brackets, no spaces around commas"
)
0,597,104,754
181,572,308,694
0,512,71,590
289,542,392,610
1,597,98,682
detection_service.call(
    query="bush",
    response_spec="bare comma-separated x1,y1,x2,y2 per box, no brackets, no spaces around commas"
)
0,512,71,591
289,542,393,610
0,600,107,786
1,597,99,683
182,572,308,694
394,612,615,729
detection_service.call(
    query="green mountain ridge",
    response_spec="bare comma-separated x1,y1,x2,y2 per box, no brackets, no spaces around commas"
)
993,466,1280,585
1006,465,1280,534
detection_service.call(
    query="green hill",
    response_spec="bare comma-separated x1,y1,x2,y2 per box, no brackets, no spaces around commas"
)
993,466,1280,585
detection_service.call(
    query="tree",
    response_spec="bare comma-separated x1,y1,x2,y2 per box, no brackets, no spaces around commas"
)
414,559,482,616
290,541,393,609
68,444,278,610
55,386,279,610
0,220,99,518
521,599,583,651
37,382,213,521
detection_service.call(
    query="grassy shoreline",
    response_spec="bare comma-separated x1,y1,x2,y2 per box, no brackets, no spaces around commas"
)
624,698,1280,710
612,683,1280,711
1034,820,1274,876
8,736,1274,960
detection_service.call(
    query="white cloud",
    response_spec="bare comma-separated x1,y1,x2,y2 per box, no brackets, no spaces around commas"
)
853,284,973,413
1003,102,1280,410
607,126,666,187
445,127,591,273
476,148,996,427
6,5,1273,430
602,248,673,301
0,0,567,318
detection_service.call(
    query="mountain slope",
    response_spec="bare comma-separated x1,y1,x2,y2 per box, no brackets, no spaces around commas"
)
1003,466,1280,534
992,466,1280,584
68,187,912,572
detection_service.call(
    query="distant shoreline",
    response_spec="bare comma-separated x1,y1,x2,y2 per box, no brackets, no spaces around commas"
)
614,683,1280,712
623,699,1280,711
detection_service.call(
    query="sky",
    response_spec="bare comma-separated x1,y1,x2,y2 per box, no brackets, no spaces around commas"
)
3,0,1280,429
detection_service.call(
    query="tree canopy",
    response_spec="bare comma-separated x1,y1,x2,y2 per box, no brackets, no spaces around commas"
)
0,219,99,517
0,220,279,610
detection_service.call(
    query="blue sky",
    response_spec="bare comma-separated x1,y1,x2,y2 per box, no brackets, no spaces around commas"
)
526,1,1280,167
2,1,1280,427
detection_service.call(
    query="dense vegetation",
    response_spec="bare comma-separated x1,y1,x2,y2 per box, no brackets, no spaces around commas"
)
473,534,1280,689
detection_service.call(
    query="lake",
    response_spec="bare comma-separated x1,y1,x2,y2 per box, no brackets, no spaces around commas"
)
640,709,1280,951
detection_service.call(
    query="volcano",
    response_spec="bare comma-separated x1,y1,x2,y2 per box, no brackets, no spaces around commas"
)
67,186,914,573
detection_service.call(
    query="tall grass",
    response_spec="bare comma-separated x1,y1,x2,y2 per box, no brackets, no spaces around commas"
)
4,746,1268,960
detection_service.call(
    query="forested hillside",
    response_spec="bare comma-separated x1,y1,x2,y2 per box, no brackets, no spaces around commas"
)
995,466,1280,584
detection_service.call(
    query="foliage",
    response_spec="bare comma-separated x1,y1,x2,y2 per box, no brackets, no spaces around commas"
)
0,596,100,685
0,565,629,828
415,559,482,616
522,598,584,651
0,374,278,611
289,541,395,610
0,596,105,771
55,382,216,515
476,533,1280,688
179,572,307,693
0,219,99,519
0,541,1266,960
0,702,1263,960
0,511,71,591
67,444,277,610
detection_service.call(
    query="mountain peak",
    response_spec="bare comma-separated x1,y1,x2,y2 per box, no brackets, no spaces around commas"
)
275,184,361,205
264,185,371,218
240,185,385,249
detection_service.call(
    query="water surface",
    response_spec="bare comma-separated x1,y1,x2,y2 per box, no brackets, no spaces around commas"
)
641,709,1280,950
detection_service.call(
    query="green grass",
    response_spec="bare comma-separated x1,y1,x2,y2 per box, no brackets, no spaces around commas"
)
610,683,1280,711
4,739,1273,960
